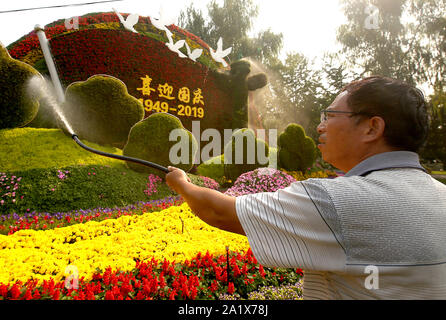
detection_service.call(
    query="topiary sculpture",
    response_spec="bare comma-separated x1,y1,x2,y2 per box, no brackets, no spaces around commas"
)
62,75,144,148
123,112,198,176
196,154,225,181
223,128,269,181
278,123,317,172
0,42,41,129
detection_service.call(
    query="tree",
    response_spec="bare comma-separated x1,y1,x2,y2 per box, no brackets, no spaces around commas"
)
420,87,446,169
337,0,446,88
178,0,283,65
266,53,322,140
337,0,446,167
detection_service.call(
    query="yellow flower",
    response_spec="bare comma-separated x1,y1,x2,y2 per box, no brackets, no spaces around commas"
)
0,203,249,285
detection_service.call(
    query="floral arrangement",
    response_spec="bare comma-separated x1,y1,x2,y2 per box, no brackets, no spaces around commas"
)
199,176,220,190
0,249,302,300
143,174,163,197
0,173,22,207
1,196,183,235
47,28,233,132
0,203,250,285
7,12,214,66
224,168,297,197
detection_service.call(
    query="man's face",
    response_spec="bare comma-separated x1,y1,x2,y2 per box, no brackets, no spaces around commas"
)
317,91,365,172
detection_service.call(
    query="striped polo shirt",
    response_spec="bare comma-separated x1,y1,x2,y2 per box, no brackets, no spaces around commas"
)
236,151,446,299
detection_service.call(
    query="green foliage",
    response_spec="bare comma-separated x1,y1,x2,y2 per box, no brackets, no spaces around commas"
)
213,60,267,131
63,75,144,148
419,88,446,169
337,0,446,87
0,43,41,129
196,154,225,181
265,53,325,140
0,128,124,172
278,123,317,172
223,128,269,181
0,165,173,215
178,0,283,65
123,113,198,176
0,127,218,215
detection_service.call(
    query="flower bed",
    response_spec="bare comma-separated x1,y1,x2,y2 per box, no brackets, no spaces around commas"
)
0,249,302,300
7,12,215,66
0,203,250,285
1,196,183,235
0,167,322,300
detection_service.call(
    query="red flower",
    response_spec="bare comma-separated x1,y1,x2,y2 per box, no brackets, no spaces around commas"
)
0,284,8,297
105,290,114,300
209,280,218,293
10,284,21,299
52,289,60,300
169,289,177,300
227,282,235,295
259,265,266,278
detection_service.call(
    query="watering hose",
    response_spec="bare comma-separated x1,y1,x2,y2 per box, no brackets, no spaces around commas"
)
72,134,169,173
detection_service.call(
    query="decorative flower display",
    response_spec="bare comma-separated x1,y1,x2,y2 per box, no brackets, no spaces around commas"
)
1,197,183,235
0,249,303,300
224,168,297,197
0,203,249,285
6,12,236,137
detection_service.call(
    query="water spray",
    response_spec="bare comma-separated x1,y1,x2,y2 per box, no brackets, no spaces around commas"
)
34,25,169,174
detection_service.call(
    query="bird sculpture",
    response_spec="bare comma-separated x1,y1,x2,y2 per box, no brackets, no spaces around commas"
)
210,37,232,67
113,8,139,33
165,32,187,58
184,42,203,62
150,6,175,38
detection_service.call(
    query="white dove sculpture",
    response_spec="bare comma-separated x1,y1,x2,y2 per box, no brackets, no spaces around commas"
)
210,37,232,67
184,42,203,62
150,6,175,38
165,32,187,58
113,8,139,33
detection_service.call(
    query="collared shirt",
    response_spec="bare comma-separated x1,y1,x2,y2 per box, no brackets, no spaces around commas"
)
344,151,426,177
236,151,446,299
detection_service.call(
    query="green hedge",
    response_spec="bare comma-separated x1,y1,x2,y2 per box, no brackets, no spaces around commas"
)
0,44,40,129
62,75,144,148
0,165,159,215
223,128,269,181
123,113,198,175
278,123,317,172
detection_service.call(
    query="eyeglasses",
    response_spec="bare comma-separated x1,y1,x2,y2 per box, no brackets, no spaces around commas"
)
320,109,362,123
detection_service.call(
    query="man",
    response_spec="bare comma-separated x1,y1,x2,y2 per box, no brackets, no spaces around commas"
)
165,76,446,299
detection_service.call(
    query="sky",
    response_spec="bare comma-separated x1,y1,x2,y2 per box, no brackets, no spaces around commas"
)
0,0,347,62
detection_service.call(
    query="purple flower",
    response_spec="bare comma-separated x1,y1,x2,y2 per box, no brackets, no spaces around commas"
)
224,168,296,197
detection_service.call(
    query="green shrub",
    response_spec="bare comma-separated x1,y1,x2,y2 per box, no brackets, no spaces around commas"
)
0,43,41,129
278,123,317,172
223,128,269,181
0,128,124,172
196,154,225,181
123,113,198,176
63,75,144,148
269,147,278,170
0,165,174,215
